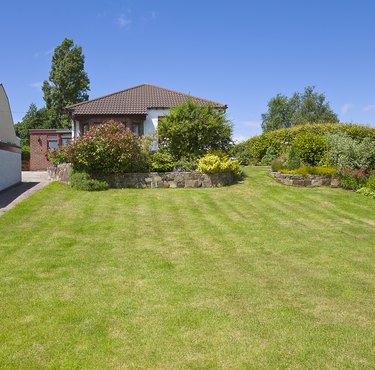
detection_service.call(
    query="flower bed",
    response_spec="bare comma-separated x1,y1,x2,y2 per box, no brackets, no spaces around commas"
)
270,171,339,187
47,164,234,188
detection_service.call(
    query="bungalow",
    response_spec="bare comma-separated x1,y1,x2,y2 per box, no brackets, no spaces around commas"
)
0,84,21,191
29,84,227,170
65,84,227,138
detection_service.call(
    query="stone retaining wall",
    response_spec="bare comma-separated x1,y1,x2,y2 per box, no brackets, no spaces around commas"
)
47,163,72,184
270,171,340,187
47,164,234,188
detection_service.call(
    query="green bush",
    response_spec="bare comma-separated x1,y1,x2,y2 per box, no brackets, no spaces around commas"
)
287,146,300,170
197,154,242,177
232,123,375,165
260,147,276,165
357,187,375,199
292,132,327,166
21,145,30,161
150,152,174,172
366,174,375,191
271,158,284,172
157,100,232,160
47,148,68,165
339,168,369,190
63,120,148,175
326,133,375,170
173,157,198,172
69,172,109,191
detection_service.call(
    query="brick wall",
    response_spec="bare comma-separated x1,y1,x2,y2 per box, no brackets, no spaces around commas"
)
30,134,49,171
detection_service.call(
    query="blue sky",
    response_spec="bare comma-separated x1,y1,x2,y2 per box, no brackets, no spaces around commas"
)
1,0,375,141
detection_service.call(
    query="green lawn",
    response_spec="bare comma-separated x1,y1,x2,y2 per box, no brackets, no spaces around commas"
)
1,167,374,368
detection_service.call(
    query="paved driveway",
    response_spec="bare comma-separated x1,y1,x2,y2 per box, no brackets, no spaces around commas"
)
0,172,50,215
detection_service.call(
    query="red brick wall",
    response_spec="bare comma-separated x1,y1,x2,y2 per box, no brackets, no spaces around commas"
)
30,134,49,170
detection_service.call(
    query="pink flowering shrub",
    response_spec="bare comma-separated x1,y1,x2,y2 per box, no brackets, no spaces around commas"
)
339,166,375,190
62,120,148,175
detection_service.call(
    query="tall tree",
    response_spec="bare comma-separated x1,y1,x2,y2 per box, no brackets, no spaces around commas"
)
42,38,90,128
261,86,338,132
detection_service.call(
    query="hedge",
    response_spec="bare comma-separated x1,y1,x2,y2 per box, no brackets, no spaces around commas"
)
233,123,375,165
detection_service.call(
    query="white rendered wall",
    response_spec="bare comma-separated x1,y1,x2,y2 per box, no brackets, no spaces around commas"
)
0,150,21,191
144,108,170,136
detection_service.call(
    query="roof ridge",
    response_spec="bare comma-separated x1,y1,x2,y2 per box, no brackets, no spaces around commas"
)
144,84,224,106
65,84,148,110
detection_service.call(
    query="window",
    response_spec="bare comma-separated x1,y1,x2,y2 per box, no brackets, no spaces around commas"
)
61,136,72,146
47,136,58,151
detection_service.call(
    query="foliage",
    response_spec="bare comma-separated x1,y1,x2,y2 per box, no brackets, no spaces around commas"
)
157,100,232,160
260,147,276,165
69,171,109,191
357,187,375,199
366,174,375,191
150,152,175,172
47,148,69,165
280,166,337,176
21,145,30,161
197,153,242,177
42,38,90,128
326,133,375,170
270,158,284,172
62,120,148,175
339,167,371,190
261,86,338,132
287,146,300,170
173,157,198,172
292,132,327,166
231,141,252,165
233,123,375,165
14,104,51,146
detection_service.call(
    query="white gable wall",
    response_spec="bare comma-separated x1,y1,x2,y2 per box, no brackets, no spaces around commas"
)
144,108,170,136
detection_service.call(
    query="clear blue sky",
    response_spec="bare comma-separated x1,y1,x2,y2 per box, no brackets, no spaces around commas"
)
1,0,375,141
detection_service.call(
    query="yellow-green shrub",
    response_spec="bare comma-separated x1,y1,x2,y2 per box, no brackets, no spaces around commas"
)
197,154,242,177
280,166,337,176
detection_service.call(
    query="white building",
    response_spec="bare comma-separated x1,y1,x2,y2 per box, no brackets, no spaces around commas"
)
0,84,21,191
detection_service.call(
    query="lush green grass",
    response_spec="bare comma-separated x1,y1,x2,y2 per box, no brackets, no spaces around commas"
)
1,167,374,368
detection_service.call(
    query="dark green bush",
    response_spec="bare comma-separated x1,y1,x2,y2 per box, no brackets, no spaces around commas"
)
173,157,198,171
366,174,375,191
21,145,30,161
287,146,300,170
69,172,109,191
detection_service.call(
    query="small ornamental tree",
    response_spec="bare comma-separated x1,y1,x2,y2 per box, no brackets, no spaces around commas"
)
63,120,148,175
157,100,232,160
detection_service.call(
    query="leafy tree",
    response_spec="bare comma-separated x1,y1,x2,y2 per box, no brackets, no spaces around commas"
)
157,100,232,160
42,38,90,128
14,103,51,146
261,86,338,132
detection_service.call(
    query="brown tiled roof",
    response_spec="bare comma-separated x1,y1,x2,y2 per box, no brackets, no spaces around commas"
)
66,84,227,116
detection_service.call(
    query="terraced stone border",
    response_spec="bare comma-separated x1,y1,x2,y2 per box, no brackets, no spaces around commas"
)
270,171,340,187
47,164,234,188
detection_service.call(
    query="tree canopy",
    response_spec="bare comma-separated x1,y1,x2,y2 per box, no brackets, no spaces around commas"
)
157,100,232,160
261,86,338,132
42,38,90,128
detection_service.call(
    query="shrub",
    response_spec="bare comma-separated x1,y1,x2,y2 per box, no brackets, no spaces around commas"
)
280,166,337,176
366,174,375,191
173,157,198,172
197,154,242,177
232,123,375,165
326,133,375,170
339,167,370,190
231,141,251,165
63,120,148,175
47,148,68,165
69,172,109,191
157,100,232,160
260,147,276,165
271,158,284,172
357,187,375,199
287,146,300,170
21,145,30,161
292,132,327,166
150,152,174,172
